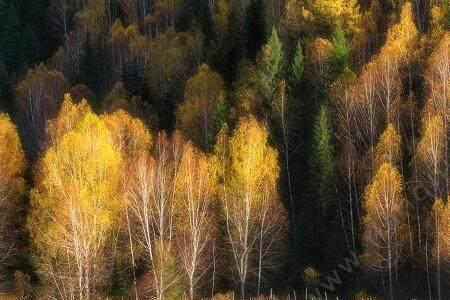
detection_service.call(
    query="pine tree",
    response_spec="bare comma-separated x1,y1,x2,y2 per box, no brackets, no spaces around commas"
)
258,27,285,102
310,105,335,212
289,41,304,89
209,98,229,149
328,22,350,81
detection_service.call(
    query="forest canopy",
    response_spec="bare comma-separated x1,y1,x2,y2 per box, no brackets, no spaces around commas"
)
0,0,449,299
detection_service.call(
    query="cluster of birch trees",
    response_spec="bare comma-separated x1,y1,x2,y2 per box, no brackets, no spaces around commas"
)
0,94,286,299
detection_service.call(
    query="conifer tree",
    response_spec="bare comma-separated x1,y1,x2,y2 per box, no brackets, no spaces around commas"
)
258,28,285,102
328,22,350,81
310,105,335,212
289,41,304,89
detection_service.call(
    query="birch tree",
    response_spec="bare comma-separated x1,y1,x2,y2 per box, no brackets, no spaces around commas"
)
363,163,407,300
175,142,216,299
28,97,123,299
127,132,184,300
212,116,286,298
0,113,26,282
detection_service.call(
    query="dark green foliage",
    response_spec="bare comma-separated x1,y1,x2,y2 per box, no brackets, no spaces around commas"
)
258,28,285,101
328,22,350,81
289,41,304,90
209,97,229,150
309,105,334,212
122,60,145,96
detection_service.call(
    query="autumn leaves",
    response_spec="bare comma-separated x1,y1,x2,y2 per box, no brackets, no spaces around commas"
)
2,94,286,299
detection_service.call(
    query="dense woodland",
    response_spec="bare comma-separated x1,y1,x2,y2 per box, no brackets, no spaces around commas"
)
0,0,449,299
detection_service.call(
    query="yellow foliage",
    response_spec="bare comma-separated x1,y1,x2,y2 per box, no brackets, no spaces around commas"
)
177,64,225,150
213,0,231,43
228,117,279,202
416,114,446,199
0,112,26,257
432,196,450,268
45,94,91,147
0,113,26,190
363,163,407,271
101,109,152,158
28,103,123,296
383,2,419,64
281,0,361,40
374,123,401,168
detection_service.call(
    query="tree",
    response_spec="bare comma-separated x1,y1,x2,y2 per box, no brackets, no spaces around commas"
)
305,105,336,265
28,97,123,299
209,97,230,147
211,116,286,298
16,64,69,158
353,63,380,153
432,196,450,284
101,109,152,158
328,22,350,80
271,81,298,241
289,41,304,90
258,28,285,101
305,37,332,91
280,0,360,42
177,64,225,150
127,132,184,300
363,163,407,300
331,68,359,255
416,114,446,200
310,105,335,213
49,0,73,38
147,29,202,128
175,142,216,299
0,113,26,281
101,108,152,299
374,123,401,169
426,33,450,197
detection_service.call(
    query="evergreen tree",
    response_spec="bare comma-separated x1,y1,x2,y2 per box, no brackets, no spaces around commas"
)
309,105,334,214
245,0,266,60
298,105,336,268
328,22,350,81
289,41,304,90
258,27,285,102
122,60,145,96
209,97,229,149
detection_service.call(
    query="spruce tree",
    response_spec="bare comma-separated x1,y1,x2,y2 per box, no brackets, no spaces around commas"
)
258,27,285,102
328,22,350,81
309,105,334,213
289,41,304,90
209,97,229,150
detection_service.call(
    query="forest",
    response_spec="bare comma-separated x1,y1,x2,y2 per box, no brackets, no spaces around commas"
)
0,0,449,299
